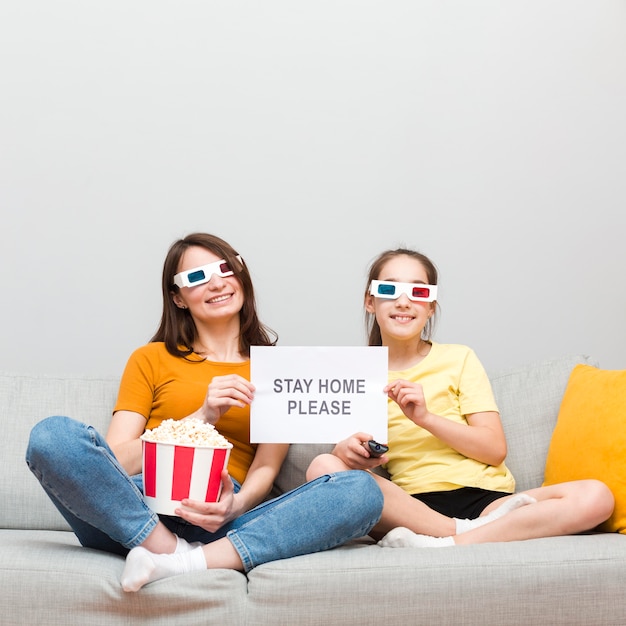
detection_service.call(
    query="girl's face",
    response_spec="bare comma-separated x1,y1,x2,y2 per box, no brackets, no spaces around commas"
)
365,254,436,345
172,246,244,323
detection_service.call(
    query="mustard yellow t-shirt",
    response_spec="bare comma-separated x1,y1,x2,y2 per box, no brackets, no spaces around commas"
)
385,342,515,495
113,342,255,485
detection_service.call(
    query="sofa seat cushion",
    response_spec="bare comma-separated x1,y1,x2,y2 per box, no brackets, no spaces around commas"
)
543,364,626,533
0,529,247,625
246,534,626,625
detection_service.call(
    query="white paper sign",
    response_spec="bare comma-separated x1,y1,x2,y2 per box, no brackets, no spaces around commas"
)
250,346,388,443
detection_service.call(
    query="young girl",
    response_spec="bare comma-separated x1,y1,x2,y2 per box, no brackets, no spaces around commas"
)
307,247,614,547
26,233,383,591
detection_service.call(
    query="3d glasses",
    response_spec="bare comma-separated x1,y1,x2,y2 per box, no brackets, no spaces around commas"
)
173,256,242,289
369,280,438,302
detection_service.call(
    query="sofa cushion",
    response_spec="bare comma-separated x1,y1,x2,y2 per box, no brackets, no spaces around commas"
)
1,529,247,624
488,354,595,493
271,443,334,496
0,372,119,530
543,364,626,533
247,533,626,625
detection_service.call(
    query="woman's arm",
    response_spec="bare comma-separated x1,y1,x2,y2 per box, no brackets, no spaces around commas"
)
233,443,290,513
108,374,255,476
105,410,148,475
387,380,507,467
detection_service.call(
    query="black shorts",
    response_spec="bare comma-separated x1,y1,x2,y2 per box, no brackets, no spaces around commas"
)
411,487,510,519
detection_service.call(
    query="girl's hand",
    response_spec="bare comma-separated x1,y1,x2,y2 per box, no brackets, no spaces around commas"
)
174,471,240,532
385,379,431,427
331,432,388,469
200,374,255,425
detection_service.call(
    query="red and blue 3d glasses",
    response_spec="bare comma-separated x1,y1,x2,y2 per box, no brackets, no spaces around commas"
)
369,280,438,302
173,256,242,289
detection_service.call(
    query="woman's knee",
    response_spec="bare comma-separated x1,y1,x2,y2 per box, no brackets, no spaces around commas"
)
347,470,384,521
26,415,79,464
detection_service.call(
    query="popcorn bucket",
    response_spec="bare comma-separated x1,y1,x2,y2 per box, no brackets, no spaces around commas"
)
141,438,232,516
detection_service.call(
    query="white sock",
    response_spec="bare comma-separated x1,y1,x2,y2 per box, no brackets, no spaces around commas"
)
121,545,206,592
378,527,455,548
175,535,202,553
454,493,537,534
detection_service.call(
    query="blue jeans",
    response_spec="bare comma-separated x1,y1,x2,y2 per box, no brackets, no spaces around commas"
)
26,416,383,572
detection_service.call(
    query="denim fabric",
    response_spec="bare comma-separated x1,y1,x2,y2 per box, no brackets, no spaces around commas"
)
26,416,383,571
225,470,382,571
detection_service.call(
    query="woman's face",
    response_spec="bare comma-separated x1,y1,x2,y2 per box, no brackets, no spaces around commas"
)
365,254,436,344
172,246,244,323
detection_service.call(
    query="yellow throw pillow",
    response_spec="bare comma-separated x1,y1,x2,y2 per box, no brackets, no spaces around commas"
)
543,364,626,533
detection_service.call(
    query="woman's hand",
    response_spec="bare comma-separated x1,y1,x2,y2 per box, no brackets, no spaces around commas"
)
198,374,255,425
175,443,289,532
174,470,241,532
331,432,388,469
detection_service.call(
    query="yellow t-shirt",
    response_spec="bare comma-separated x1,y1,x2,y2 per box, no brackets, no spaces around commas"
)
385,342,515,495
113,342,255,485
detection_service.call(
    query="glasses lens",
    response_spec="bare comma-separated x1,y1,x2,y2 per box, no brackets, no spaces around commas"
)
412,286,431,299
377,283,397,296
187,269,207,284
218,262,231,275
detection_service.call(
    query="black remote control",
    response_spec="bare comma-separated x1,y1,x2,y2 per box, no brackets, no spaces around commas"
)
367,440,389,457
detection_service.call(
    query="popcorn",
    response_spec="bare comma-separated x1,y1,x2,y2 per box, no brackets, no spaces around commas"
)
141,418,233,515
142,418,231,448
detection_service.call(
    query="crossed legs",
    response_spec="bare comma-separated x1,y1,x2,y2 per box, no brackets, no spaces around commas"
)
306,453,615,547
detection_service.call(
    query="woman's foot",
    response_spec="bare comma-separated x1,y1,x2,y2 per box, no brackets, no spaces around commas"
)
121,545,206,592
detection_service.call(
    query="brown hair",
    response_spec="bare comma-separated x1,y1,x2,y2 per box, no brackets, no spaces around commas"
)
151,233,277,358
364,248,439,346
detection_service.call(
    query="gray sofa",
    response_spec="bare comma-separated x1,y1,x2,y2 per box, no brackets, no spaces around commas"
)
2,354,625,625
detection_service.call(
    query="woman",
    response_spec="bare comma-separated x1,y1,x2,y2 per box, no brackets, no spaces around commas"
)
26,233,383,591
307,247,614,547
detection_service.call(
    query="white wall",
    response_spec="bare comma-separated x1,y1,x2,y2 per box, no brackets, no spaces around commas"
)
2,1,625,377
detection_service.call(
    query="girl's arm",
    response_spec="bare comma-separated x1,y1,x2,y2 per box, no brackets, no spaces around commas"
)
423,409,507,466
387,380,507,467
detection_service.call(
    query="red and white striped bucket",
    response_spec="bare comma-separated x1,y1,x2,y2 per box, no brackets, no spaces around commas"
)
141,440,232,516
